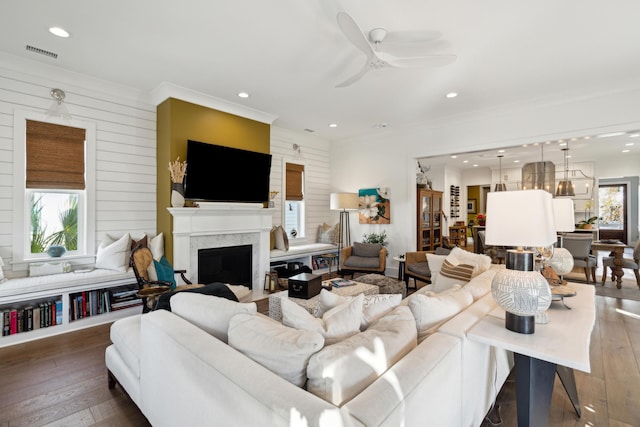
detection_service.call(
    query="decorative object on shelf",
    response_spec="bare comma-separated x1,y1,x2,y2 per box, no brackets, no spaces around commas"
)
556,142,576,196
476,213,486,226
268,190,279,208
467,199,477,214
46,245,66,257
358,187,391,224
264,271,278,292
485,189,556,334
45,88,72,120
168,156,187,208
416,161,431,189
577,215,599,229
494,155,507,192
330,192,359,268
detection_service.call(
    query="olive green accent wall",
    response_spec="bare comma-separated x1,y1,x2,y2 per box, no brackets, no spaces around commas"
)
467,185,481,231
157,98,270,264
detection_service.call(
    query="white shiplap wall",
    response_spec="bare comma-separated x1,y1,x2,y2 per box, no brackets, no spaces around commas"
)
0,58,157,276
269,127,333,244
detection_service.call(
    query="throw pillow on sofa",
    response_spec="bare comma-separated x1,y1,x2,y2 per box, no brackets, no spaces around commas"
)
352,242,382,257
408,286,474,342
433,248,492,292
317,222,338,244
228,313,324,387
271,225,289,251
314,289,402,330
170,293,257,343
95,233,131,271
306,305,417,406
281,294,363,345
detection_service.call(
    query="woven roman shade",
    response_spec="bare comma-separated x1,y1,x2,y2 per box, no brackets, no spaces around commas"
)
285,163,304,201
26,120,86,189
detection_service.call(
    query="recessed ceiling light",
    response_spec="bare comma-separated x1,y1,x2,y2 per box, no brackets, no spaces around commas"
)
622,149,630,153
472,164,478,167
559,141,567,146
498,149,505,153
583,136,591,140
629,133,640,138
237,92,249,98
463,160,469,164
329,123,338,128
451,155,457,159
514,160,520,163
626,142,635,146
597,132,625,138
445,92,458,99
49,27,70,38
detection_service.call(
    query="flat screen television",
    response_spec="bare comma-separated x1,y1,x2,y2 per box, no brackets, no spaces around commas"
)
184,140,272,203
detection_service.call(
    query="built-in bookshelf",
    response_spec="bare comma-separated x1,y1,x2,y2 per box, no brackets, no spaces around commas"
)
0,277,141,348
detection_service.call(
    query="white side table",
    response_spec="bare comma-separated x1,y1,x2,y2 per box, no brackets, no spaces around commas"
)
392,255,406,281
268,281,378,321
467,283,595,426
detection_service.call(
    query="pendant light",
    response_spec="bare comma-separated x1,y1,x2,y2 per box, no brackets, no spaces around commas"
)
556,142,575,196
494,155,507,191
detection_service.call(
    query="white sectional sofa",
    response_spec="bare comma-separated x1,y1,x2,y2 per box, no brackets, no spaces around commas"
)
106,264,513,427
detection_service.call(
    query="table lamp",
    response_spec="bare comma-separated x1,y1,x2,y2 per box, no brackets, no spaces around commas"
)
550,198,576,281
485,190,556,334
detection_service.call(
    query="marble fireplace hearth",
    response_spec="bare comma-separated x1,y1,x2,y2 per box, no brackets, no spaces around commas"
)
168,204,272,296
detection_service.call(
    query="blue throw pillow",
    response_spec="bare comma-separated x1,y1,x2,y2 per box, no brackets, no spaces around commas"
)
153,256,176,290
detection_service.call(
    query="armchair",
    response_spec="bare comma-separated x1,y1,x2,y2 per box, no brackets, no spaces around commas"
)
562,235,597,283
339,242,386,278
404,247,452,290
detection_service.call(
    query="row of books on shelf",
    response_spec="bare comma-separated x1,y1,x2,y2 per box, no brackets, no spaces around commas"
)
2,299,62,336
69,286,142,321
311,257,329,270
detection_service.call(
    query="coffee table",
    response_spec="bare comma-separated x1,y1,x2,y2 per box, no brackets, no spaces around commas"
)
268,281,378,321
467,282,595,426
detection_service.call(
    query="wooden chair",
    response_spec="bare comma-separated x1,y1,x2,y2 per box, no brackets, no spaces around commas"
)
403,251,432,289
338,242,386,278
130,245,202,311
601,239,640,288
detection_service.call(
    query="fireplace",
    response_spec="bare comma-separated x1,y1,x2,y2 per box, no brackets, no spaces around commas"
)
198,244,252,287
168,204,272,294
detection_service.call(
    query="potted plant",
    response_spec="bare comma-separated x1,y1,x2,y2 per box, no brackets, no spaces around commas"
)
577,216,599,229
476,213,486,226
362,231,388,252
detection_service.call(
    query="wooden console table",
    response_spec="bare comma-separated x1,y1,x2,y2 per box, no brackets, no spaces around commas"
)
468,283,595,426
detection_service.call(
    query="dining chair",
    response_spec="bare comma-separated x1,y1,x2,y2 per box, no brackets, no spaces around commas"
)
562,235,597,283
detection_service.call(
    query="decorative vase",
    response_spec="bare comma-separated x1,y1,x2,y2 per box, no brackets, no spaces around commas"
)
171,183,185,208
47,245,66,257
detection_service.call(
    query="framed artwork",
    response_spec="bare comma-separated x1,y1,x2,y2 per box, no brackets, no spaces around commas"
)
467,199,477,214
358,188,391,224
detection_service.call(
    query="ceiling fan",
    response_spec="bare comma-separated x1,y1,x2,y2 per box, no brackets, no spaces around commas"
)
335,11,457,87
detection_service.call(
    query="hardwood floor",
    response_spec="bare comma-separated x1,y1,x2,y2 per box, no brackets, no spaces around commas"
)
1,293,639,426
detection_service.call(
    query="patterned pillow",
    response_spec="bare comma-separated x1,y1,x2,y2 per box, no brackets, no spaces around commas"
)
434,259,474,292
317,223,338,244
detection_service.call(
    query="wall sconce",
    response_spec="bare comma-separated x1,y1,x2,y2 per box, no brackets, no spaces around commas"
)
45,88,72,120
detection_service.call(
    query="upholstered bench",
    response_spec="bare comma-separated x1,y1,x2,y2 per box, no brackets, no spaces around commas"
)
353,274,406,298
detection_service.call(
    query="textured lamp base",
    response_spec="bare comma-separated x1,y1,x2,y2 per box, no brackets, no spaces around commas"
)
506,312,535,334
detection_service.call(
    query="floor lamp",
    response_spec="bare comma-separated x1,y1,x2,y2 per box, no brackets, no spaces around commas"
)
330,192,359,272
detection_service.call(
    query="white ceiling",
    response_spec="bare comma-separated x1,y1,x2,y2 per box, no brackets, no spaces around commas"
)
2,0,640,144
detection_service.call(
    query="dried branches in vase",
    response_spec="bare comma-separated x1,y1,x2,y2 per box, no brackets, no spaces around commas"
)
168,157,187,207
168,157,187,184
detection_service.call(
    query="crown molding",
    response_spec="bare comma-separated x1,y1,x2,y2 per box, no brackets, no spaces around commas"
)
150,82,278,125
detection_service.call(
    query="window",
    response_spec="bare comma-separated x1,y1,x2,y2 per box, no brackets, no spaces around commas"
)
13,111,96,265
284,162,305,238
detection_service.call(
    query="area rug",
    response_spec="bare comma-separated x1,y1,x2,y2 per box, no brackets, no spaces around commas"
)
563,271,640,302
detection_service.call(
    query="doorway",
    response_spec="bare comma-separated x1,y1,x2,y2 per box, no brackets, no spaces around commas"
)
598,184,627,243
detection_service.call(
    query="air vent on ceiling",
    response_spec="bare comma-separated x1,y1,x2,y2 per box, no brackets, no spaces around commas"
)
25,45,58,59
304,128,315,133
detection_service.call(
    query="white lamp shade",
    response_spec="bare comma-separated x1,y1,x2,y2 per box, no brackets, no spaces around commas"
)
485,190,556,248
552,198,575,232
330,192,359,211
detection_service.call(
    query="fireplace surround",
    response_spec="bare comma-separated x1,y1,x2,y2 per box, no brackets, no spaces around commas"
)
168,204,272,295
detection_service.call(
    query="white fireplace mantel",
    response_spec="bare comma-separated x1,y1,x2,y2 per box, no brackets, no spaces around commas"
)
168,205,273,294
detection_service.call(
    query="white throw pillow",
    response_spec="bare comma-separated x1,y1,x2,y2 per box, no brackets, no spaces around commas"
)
426,253,447,287
95,233,131,271
170,293,257,343
408,287,474,342
228,313,324,387
446,247,492,276
315,289,402,330
148,232,164,261
306,305,417,406
281,294,363,345
273,225,289,251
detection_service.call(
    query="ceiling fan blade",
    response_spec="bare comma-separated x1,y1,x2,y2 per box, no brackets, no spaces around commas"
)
335,61,372,88
337,12,374,57
378,52,457,68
